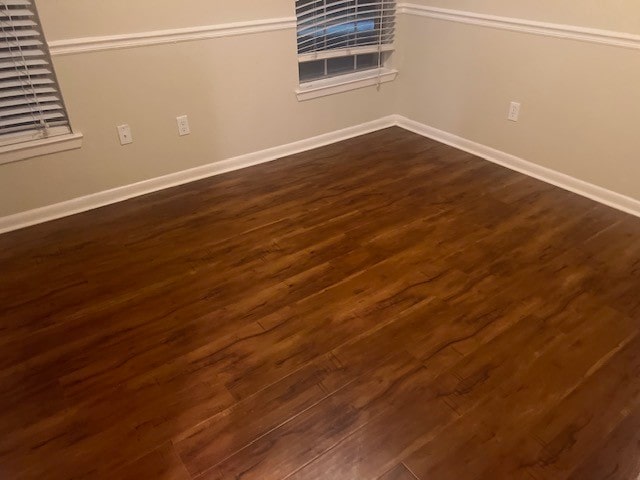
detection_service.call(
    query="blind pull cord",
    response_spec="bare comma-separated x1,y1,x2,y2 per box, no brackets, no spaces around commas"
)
377,0,385,88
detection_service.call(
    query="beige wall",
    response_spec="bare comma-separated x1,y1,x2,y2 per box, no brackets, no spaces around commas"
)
407,0,640,34
396,12,640,200
38,1,296,40
0,2,398,216
2,1,639,218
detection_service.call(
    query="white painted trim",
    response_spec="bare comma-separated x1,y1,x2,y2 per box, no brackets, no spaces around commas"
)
296,68,398,101
3,114,639,234
48,17,297,56
0,126,72,149
298,44,395,62
46,7,640,57
393,114,640,219
0,132,83,165
0,116,396,234
398,3,640,51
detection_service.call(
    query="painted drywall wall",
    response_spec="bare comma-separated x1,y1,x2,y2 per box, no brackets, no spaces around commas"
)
37,1,296,39
2,1,640,218
396,11,640,200
404,0,640,33
0,2,398,216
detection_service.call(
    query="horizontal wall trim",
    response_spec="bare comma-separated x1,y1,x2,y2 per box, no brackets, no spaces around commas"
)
47,7,640,56
0,116,396,234
393,114,640,219
49,17,297,56
398,3,640,51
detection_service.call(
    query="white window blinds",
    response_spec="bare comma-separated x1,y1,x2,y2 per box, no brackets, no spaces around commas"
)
0,0,71,146
296,0,396,82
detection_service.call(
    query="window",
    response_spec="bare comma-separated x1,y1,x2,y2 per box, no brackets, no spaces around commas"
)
295,0,397,98
0,0,79,162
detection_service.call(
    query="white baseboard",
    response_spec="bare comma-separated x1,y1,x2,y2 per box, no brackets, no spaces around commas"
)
393,114,640,219
0,116,396,234
2,113,639,234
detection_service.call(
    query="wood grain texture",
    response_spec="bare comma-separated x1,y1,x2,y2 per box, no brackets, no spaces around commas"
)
379,464,419,480
0,127,639,479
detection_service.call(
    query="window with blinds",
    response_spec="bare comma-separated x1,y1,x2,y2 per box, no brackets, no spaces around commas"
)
296,0,396,83
0,0,71,147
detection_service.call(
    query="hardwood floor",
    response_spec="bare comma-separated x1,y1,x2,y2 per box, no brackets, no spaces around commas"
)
0,126,639,479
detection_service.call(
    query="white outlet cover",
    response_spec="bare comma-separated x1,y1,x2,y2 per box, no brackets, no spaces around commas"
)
508,102,521,122
177,115,191,136
117,124,133,145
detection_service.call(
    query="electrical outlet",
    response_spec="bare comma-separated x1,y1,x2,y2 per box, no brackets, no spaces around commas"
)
177,115,191,136
117,124,133,145
508,102,521,122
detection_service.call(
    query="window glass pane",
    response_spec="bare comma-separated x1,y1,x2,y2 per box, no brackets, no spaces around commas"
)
299,60,325,82
327,56,356,77
356,53,379,70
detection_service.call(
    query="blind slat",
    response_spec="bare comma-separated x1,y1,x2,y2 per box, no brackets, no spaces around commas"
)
0,85,55,98
1,122,69,137
0,58,46,69
296,1,396,16
0,19,36,27
0,38,42,48
0,102,63,118
0,67,51,79
298,43,394,62
0,77,54,89
0,94,58,107
0,48,44,59
0,111,64,128
0,28,38,39
0,9,35,17
298,26,394,46
0,1,33,6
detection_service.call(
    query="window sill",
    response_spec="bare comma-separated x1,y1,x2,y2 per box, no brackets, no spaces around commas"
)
296,67,398,102
0,132,83,166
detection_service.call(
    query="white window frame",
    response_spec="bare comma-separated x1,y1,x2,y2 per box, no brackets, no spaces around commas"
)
0,130,82,165
296,66,397,101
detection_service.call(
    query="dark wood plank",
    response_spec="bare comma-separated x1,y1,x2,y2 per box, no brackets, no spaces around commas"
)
195,351,442,480
175,355,346,477
379,464,419,480
0,127,639,479
567,404,640,480
107,444,192,480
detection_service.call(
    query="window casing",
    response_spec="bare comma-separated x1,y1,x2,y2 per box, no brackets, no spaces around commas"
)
0,0,72,148
296,0,396,83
